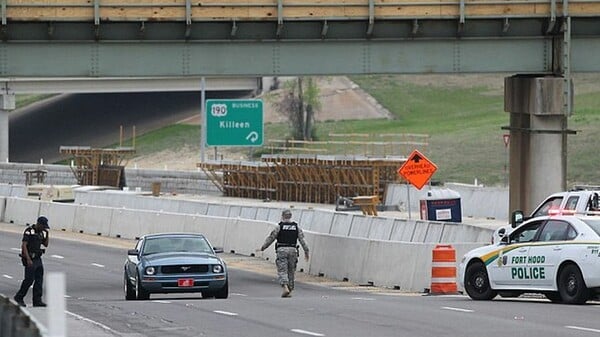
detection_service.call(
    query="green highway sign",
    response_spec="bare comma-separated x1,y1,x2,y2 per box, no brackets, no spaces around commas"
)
205,99,263,146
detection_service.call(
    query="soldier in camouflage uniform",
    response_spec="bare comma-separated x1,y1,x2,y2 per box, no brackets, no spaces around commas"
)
258,209,309,297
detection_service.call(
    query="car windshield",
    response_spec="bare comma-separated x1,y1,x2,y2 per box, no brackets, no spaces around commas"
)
142,236,212,255
581,219,600,237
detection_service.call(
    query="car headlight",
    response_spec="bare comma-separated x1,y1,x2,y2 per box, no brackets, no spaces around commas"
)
145,266,156,275
212,265,223,273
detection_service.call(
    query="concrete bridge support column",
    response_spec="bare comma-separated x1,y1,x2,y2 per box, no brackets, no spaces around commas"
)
504,75,574,216
0,94,15,163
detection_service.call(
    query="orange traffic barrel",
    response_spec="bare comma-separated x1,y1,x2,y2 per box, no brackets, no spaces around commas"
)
430,244,458,294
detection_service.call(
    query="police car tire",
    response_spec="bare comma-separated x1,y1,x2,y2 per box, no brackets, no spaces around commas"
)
558,264,589,305
464,262,497,301
124,272,136,301
135,274,150,300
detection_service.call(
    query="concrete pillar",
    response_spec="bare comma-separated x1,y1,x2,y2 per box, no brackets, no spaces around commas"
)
504,75,574,216
0,94,16,163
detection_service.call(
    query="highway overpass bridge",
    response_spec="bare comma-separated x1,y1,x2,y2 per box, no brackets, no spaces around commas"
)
0,0,599,214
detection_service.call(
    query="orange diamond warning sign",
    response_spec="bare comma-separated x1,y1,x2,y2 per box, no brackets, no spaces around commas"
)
398,150,437,190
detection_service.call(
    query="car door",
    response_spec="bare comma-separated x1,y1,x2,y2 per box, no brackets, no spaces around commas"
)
490,220,544,286
528,220,576,287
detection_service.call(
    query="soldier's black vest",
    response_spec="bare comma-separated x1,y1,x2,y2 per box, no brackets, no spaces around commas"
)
276,221,298,249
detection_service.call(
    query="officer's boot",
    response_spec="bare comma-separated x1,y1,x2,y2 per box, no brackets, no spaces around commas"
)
281,284,291,298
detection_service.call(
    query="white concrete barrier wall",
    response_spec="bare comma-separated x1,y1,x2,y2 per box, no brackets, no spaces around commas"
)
368,217,396,240
389,219,416,242
1,196,493,292
40,202,77,232
0,183,27,198
311,210,334,234
349,215,373,239
182,215,230,248
308,233,370,283
0,196,5,222
330,213,353,236
74,205,115,237
4,197,42,226
71,189,493,244
178,200,209,215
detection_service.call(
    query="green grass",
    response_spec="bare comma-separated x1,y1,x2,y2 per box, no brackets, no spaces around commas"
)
16,94,55,109
120,75,600,187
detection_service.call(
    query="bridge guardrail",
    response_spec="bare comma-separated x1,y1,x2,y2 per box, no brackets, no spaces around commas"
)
5,0,600,21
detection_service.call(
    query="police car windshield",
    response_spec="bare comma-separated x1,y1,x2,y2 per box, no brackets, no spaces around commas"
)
581,219,600,236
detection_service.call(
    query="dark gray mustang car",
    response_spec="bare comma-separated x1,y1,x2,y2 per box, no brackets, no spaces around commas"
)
124,233,228,300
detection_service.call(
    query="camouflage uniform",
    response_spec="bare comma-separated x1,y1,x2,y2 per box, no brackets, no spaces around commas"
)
259,210,309,297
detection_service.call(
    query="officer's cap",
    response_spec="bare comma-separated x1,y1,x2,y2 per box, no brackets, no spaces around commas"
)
37,216,49,229
282,209,292,219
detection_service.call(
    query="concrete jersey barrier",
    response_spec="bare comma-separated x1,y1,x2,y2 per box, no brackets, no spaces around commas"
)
1,196,488,292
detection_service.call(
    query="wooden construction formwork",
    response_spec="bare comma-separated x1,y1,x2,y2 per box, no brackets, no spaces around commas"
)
198,160,276,200
261,155,404,204
59,146,135,187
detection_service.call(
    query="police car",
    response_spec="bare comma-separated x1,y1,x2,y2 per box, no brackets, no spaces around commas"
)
459,213,600,304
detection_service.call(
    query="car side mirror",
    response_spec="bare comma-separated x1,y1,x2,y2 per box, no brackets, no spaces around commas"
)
213,247,224,254
127,249,139,256
497,227,506,238
511,210,524,228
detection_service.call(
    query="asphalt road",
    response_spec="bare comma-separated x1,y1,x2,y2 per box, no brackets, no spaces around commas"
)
8,91,250,164
3,227,600,337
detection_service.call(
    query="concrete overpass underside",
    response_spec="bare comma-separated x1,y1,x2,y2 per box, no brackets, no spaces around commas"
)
0,0,599,214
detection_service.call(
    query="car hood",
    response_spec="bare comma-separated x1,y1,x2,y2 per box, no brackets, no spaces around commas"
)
141,252,221,265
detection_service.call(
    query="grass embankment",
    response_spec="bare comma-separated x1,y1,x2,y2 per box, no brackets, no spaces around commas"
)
126,75,600,187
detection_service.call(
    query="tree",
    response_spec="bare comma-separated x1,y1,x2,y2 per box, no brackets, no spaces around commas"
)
274,77,321,141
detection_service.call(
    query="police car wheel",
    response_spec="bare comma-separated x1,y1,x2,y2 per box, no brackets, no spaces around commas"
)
558,264,589,304
124,272,136,301
464,262,497,301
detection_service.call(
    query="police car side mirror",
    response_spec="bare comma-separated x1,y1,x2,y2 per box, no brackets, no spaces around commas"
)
511,210,524,228
127,249,139,256
213,247,224,254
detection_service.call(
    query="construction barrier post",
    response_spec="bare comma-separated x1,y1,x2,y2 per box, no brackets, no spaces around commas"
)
430,244,458,294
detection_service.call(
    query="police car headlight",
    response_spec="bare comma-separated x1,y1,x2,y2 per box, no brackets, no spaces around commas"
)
212,265,223,273
145,266,156,275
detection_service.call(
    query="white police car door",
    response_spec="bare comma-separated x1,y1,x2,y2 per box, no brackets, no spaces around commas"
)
527,219,576,287
490,220,544,286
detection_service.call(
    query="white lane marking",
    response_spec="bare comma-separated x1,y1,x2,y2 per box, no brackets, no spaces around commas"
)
352,297,375,301
291,329,325,336
3,275,13,279
64,295,71,298
91,263,105,268
152,300,171,304
51,255,64,259
214,310,238,316
441,306,474,313
11,248,21,252
566,326,600,333
231,293,248,297
66,311,116,333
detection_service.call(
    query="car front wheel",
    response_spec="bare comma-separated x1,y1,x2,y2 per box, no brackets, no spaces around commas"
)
214,280,229,299
558,264,589,304
464,262,497,301
124,272,136,300
135,274,150,300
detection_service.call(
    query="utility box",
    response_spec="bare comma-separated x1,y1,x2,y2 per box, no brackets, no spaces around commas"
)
420,189,462,223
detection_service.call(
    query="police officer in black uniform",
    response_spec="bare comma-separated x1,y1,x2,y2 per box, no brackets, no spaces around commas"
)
14,216,50,307
257,209,309,297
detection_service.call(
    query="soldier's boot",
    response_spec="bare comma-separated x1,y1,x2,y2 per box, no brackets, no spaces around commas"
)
281,284,291,298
